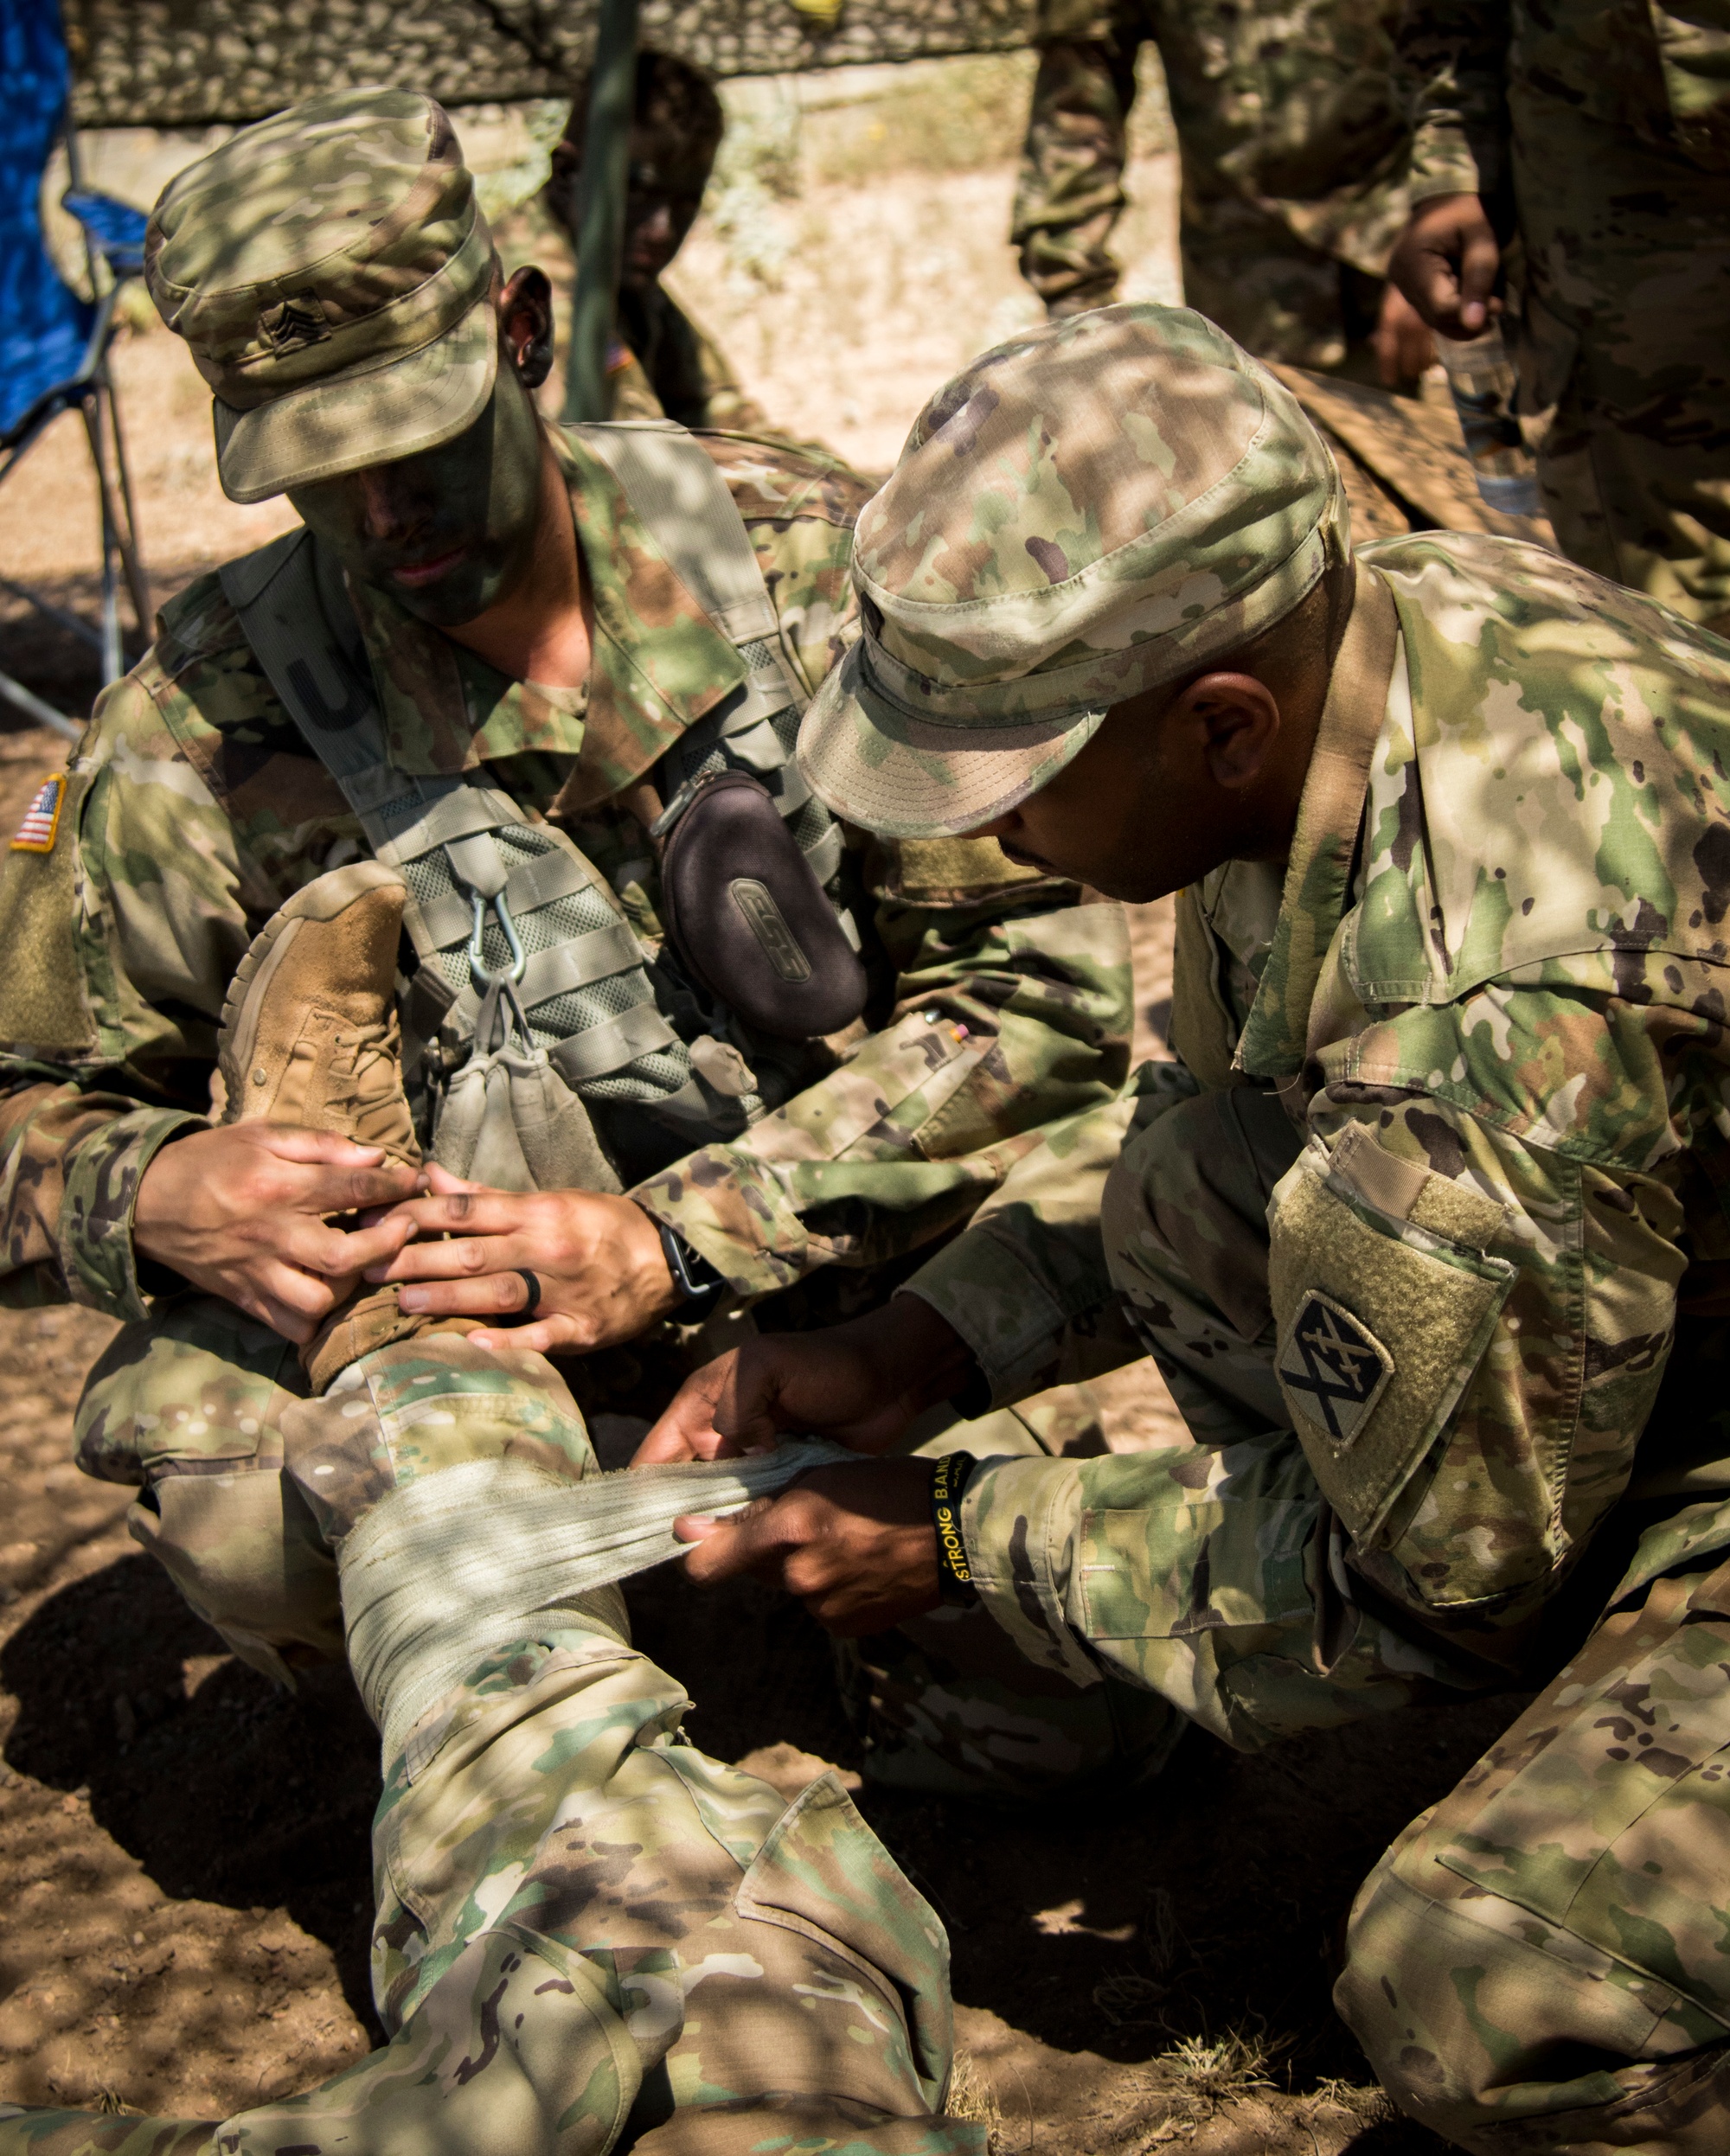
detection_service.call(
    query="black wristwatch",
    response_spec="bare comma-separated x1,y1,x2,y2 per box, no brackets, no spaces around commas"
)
657,1221,727,1313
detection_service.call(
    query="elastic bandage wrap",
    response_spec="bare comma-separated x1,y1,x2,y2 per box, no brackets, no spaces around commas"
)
340,1443,860,1758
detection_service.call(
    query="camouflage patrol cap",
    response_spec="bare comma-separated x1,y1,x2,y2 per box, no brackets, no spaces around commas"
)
798,304,1350,840
145,88,497,504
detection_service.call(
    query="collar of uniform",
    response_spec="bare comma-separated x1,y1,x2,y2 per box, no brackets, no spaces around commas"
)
345,572,591,774
551,425,746,812
1235,560,1401,1082
339,426,745,788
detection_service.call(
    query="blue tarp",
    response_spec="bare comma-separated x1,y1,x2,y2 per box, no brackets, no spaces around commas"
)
1,0,146,441
0,0,91,438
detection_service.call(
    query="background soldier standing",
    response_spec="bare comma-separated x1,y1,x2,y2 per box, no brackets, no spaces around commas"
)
544,48,766,431
1009,0,1433,383
1390,0,1730,630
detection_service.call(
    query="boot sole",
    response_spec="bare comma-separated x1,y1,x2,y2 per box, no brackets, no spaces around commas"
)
218,861,407,1125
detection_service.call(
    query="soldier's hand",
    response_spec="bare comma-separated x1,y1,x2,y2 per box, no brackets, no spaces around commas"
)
133,1124,422,1343
362,1164,682,1353
1374,279,1435,388
635,1298,980,1466
672,1460,942,1636
1387,192,1503,340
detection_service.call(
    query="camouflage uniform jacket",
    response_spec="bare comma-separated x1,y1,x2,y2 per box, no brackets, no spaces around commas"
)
0,427,1130,1325
1011,0,1416,308
1400,0,1730,203
912,534,1730,1745
605,279,768,435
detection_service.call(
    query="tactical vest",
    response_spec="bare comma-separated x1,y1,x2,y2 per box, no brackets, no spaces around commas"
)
219,421,862,1192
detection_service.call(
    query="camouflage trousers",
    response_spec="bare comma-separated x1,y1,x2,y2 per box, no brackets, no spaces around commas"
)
14,1309,982,2156
1511,92,1730,630
1179,189,1389,379
1108,1081,1730,2153
1009,34,1395,374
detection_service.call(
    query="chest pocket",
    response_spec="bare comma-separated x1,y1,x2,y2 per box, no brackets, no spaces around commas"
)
1267,1123,1515,1556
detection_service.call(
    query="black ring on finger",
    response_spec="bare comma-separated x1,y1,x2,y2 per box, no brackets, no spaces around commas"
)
516,1269,541,1316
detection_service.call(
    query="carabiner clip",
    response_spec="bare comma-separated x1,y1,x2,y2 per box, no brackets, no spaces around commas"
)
468,887,528,990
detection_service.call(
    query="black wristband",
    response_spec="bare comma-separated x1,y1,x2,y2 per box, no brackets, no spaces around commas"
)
655,1220,726,1313
929,1450,979,1606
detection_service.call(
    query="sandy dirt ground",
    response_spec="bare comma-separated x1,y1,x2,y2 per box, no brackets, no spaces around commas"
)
0,69,1518,2151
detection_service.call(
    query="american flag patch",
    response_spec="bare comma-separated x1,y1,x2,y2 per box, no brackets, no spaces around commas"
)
11,775,65,854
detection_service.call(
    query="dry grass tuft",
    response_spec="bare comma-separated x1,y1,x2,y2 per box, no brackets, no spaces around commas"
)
1304,2077,1397,2127
946,2050,1003,2152
1137,2024,1290,2146
94,2089,137,2115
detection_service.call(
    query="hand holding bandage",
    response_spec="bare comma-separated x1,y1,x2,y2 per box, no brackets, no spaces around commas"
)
670,1456,946,1638
637,1296,981,1465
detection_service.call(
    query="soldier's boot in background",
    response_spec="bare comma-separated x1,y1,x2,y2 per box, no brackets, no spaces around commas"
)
0,1339,984,2156
216,861,469,1391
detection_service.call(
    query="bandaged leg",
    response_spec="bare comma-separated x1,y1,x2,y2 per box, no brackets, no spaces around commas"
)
10,1337,981,2156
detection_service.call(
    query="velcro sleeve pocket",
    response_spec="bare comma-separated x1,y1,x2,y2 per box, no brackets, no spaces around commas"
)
1268,1123,1515,1551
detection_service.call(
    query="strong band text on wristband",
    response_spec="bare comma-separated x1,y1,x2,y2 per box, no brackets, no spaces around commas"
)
929,1449,978,1605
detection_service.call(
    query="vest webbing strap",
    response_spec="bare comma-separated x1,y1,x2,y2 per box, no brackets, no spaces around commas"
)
569,420,780,647
218,529,682,1090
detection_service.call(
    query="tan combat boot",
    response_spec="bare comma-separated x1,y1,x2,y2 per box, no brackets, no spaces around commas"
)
219,860,418,1162
217,861,467,1389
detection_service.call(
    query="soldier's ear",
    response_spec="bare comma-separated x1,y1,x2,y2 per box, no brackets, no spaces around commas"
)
1174,673,1283,792
500,267,555,391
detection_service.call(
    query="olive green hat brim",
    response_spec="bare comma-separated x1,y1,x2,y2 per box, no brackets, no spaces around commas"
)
212,292,498,503
797,640,1107,841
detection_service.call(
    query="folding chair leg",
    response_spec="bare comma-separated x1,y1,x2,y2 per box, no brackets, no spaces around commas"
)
99,369,151,634
0,668,82,744
80,392,124,683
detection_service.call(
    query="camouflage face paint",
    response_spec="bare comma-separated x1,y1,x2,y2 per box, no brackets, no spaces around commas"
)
620,128,712,291
286,339,549,630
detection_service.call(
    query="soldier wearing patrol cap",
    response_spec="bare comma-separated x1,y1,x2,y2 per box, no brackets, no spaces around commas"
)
0,83,1121,2154
0,86,1131,1675
543,47,768,432
644,300,1730,2153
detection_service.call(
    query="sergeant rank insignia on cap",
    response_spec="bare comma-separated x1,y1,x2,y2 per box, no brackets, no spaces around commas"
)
10,775,65,854
1276,1292,1394,1450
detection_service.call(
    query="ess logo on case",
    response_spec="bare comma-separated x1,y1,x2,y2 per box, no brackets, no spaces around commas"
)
10,774,65,854
729,878,813,983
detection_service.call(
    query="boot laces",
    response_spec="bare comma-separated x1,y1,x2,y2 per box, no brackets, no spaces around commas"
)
328,1020,409,1142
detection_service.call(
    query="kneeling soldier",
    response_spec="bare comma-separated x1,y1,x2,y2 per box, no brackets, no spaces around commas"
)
645,302,1730,2153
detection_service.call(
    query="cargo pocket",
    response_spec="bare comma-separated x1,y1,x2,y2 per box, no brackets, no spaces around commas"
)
1267,1124,1515,1552
735,1772,953,2112
1424,1564,1730,2031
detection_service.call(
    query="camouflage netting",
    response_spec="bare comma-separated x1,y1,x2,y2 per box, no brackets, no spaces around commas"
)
64,0,1039,128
